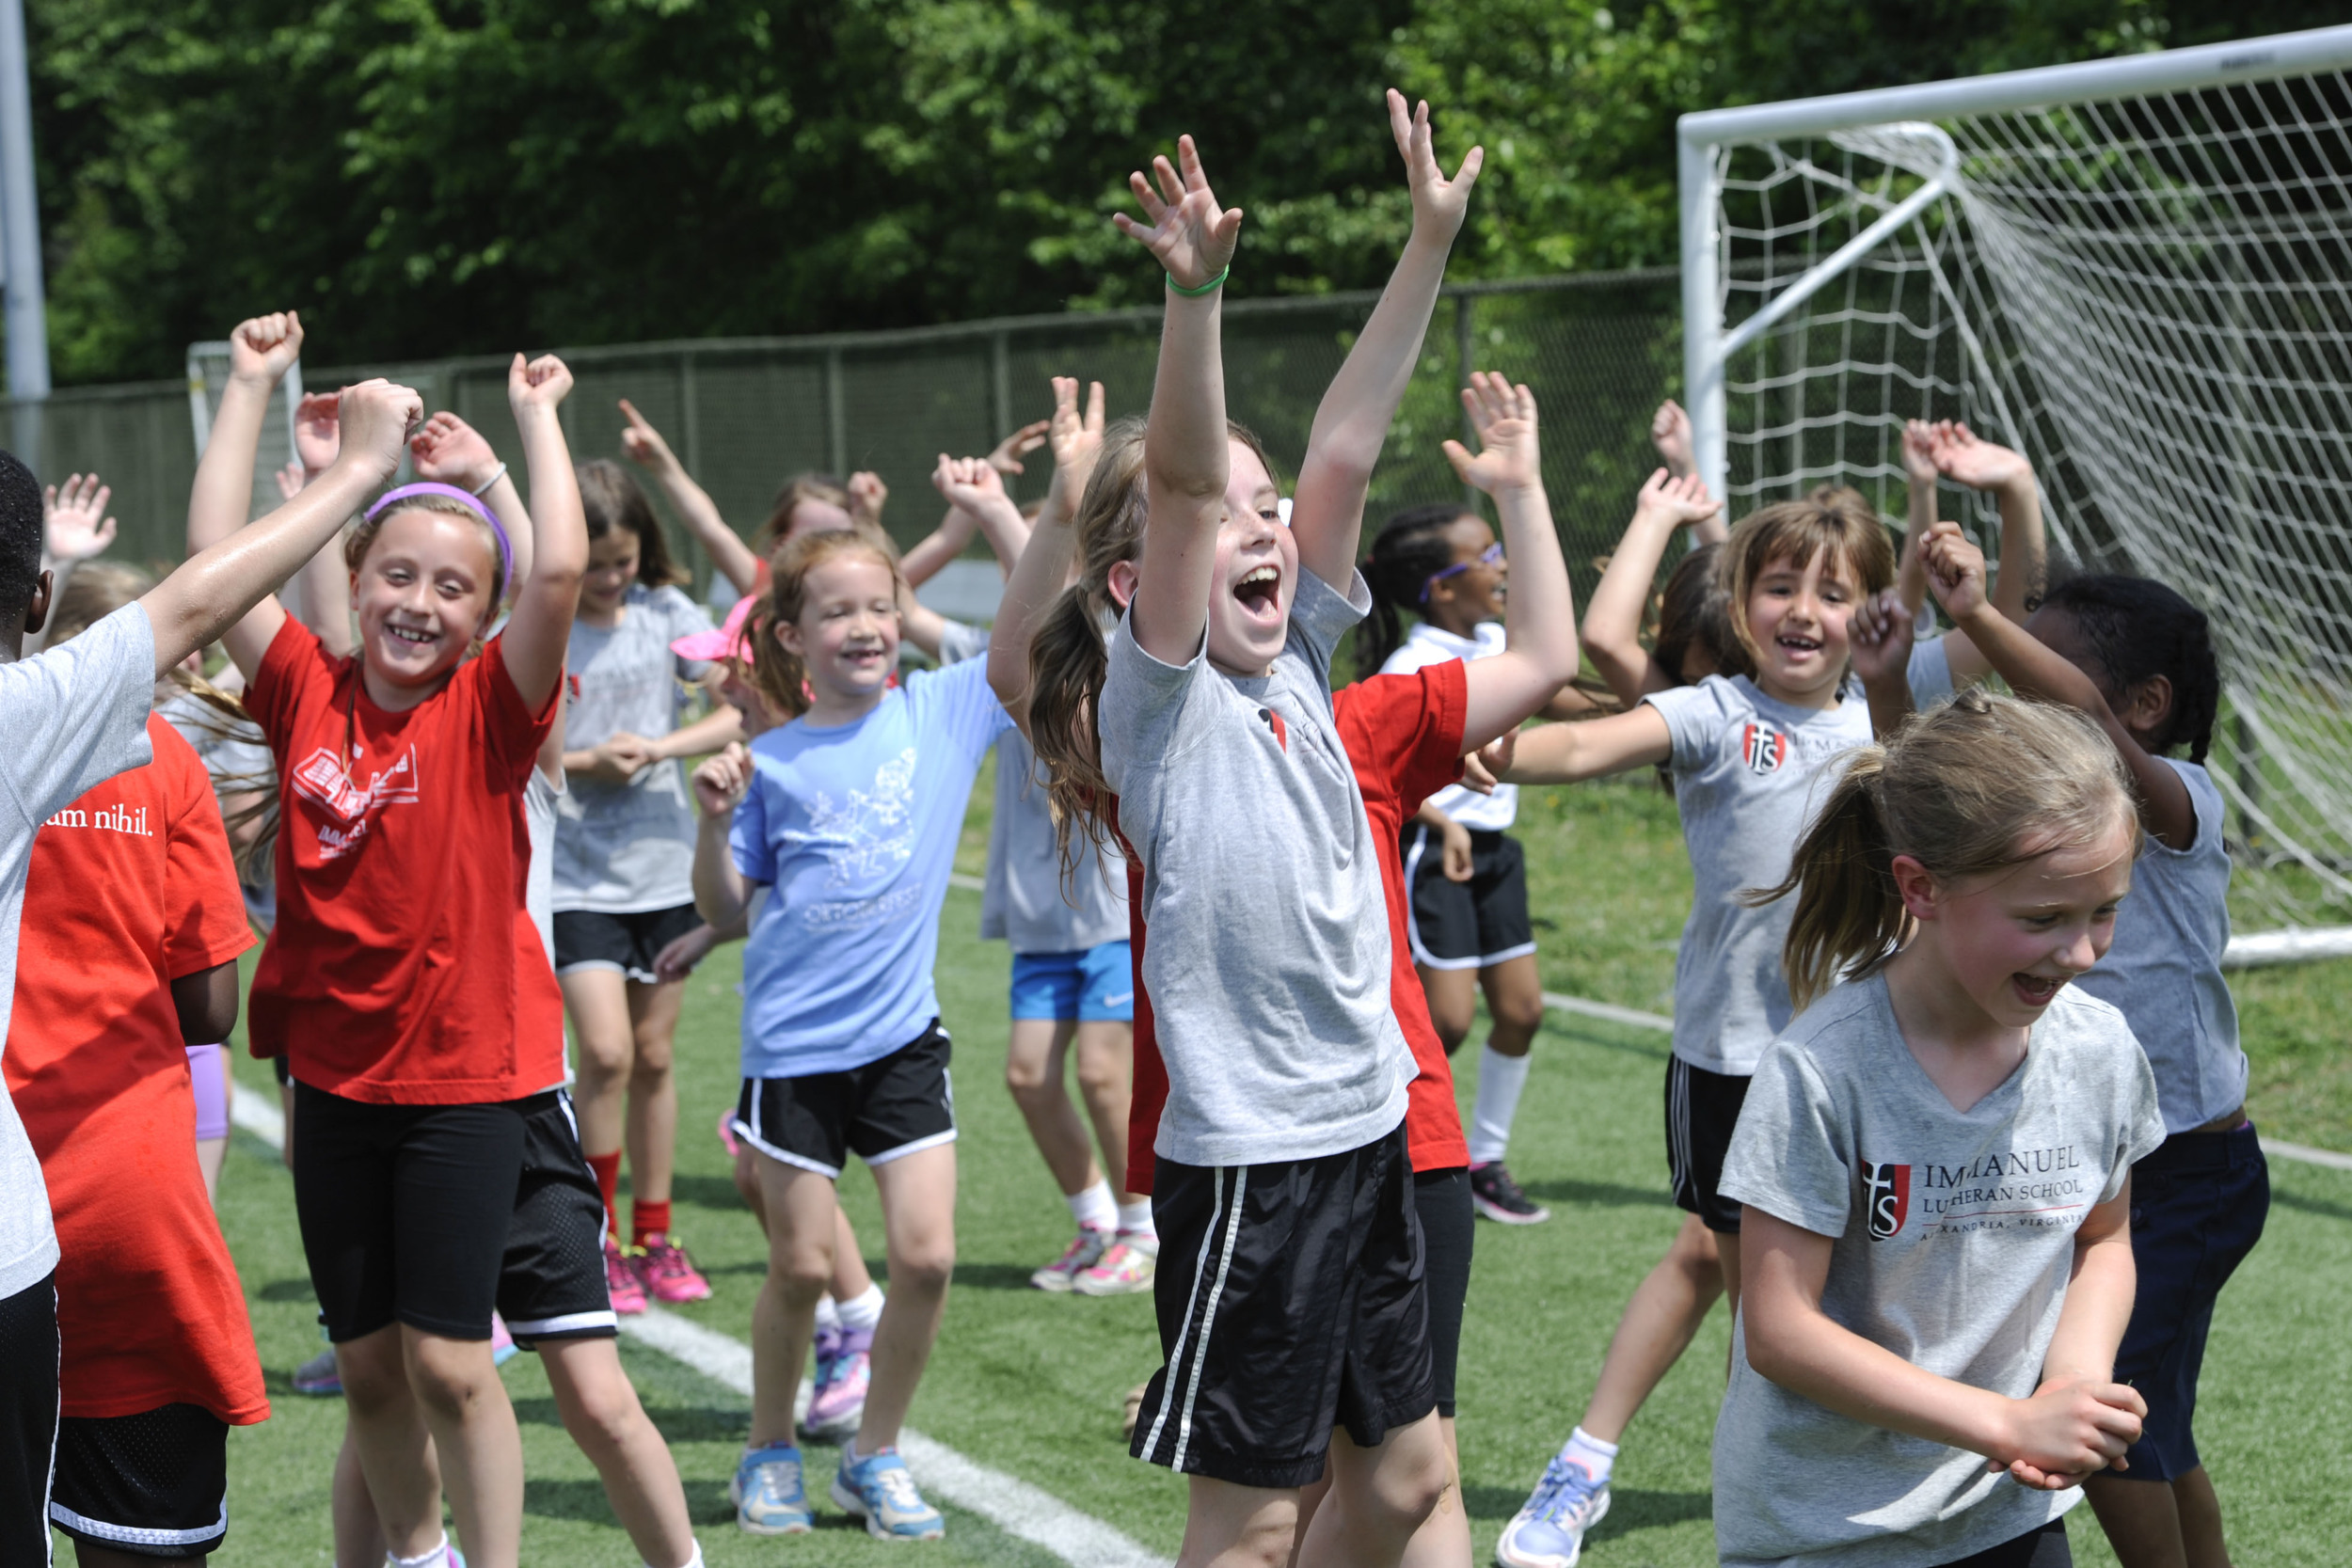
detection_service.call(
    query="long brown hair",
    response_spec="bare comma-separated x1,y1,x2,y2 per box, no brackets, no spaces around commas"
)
1751,690,2138,1010
745,529,907,721
578,459,686,587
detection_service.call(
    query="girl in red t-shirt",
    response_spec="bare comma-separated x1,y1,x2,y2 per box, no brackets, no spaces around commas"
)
188,315,588,1568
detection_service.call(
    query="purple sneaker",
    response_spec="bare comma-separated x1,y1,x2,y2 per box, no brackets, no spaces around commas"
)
804,1324,871,1441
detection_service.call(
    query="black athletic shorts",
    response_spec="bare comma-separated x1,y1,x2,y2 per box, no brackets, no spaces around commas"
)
730,1022,957,1180
50,1402,228,1560
1666,1055,1751,1234
500,1091,620,1347
1930,1518,2070,1567
1415,1167,1473,1419
0,1273,56,1566
554,903,703,986
1403,825,1534,974
292,1082,531,1342
1132,1122,1436,1488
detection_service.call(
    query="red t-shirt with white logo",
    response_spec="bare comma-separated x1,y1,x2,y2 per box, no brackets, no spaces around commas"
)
246,618,562,1103
7,716,266,1423
1123,660,1471,1191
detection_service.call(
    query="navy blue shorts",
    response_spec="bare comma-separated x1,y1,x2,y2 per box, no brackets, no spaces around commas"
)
2111,1121,2269,1482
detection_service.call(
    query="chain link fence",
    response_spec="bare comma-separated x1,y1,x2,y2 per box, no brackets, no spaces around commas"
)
5,270,1682,613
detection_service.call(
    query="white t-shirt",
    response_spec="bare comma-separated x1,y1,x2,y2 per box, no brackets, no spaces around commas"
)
2074,758,2246,1132
1714,975,2165,1568
1378,621,1513,832
0,604,159,1300
1642,674,1874,1077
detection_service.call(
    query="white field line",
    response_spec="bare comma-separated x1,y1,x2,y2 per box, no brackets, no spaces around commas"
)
1530,995,2352,1175
947,872,985,893
228,1082,1172,1568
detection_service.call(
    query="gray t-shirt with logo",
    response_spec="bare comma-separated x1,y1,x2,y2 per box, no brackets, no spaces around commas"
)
1713,975,2165,1568
1099,569,1409,1166
554,584,715,913
1643,674,1874,1076
2074,758,2245,1132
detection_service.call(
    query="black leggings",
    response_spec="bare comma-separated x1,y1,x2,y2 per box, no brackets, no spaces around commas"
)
0,1273,56,1565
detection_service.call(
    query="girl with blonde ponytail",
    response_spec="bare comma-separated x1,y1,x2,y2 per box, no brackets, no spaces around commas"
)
1711,691,2169,1568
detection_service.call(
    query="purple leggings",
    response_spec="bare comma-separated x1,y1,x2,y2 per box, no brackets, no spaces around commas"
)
187,1044,230,1142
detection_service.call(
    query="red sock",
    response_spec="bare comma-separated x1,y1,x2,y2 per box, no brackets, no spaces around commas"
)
587,1151,622,1240
631,1198,672,1248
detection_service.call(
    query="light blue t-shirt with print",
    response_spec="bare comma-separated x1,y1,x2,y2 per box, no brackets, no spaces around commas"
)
730,657,1012,1077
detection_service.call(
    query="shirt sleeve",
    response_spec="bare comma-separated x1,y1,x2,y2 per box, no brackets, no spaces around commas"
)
916,654,1012,763
1099,607,1210,792
2105,1038,2169,1202
0,604,158,828
1719,1038,1853,1238
1640,677,1730,776
473,634,563,784
1286,568,1373,685
157,723,259,980
1906,636,1956,708
1340,666,1468,816
729,764,776,885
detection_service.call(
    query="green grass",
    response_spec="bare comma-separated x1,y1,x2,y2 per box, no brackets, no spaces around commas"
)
167,768,2352,1564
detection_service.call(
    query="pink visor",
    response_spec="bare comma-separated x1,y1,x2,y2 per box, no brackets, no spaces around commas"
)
672,594,757,666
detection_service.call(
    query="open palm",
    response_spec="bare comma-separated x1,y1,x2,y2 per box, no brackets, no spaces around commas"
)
1442,373,1540,496
1112,135,1243,290
1388,88,1483,242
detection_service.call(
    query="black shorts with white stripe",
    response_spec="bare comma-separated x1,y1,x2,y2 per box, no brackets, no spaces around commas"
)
50,1402,228,1560
497,1090,619,1346
1664,1055,1751,1234
730,1022,957,1180
1131,1122,1436,1489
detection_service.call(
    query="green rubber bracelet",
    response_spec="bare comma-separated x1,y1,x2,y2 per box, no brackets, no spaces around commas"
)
1166,266,1230,298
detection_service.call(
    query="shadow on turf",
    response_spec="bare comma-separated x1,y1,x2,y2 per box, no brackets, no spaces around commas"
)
1519,1178,1677,1210
2272,1184,2352,1224
256,1275,321,1303
1465,1484,1712,1539
506,1396,748,1444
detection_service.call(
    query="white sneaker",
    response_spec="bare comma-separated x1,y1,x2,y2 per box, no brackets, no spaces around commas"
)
1072,1232,1157,1296
1031,1227,1111,1291
1495,1453,1610,1568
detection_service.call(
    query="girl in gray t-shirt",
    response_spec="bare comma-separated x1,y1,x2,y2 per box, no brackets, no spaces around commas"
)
1718,691,2166,1568
1916,529,2265,1567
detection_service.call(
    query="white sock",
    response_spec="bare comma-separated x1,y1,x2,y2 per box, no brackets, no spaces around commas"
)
646,1544,704,1568
814,1294,841,1334
1469,1044,1534,1166
1115,1197,1156,1239
388,1538,451,1568
1563,1426,1618,1482
1067,1178,1118,1234
838,1282,885,1333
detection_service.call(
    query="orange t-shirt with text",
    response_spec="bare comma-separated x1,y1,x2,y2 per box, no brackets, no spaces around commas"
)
6,715,265,1423
245,618,562,1102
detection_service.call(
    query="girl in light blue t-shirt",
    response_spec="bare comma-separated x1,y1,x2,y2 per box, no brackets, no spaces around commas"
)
1919,526,2265,1568
690,528,1009,1543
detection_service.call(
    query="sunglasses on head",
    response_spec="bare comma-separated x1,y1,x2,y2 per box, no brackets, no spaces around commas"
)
1419,543,1504,605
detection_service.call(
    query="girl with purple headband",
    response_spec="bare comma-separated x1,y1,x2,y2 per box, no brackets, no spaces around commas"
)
189,340,592,1568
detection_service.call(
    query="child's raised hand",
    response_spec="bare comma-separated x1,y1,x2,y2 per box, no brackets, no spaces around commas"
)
1932,421,2032,491
1630,468,1722,533
930,453,1007,515
692,743,753,816
292,392,341,476
1920,521,1991,623
1111,134,1244,291
273,460,306,502
1048,376,1106,483
1387,89,1484,245
618,399,680,473
1441,373,1540,497
987,420,1052,478
1902,420,1941,486
1650,399,1694,478
333,380,425,482
508,353,574,417
229,311,304,387
1848,588,1915,687
409,411,502,492
848,471,888,530
42,473,117,562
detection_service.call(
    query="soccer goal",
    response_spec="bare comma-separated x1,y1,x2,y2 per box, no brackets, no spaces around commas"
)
1677,24,2352,958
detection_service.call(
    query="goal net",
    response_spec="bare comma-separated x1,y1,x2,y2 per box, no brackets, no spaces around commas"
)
1680,26,2352,950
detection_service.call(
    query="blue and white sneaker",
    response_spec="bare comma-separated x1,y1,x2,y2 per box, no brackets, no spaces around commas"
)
730,1442,815,1536
1495,1453,1611,1568
831,1445,946,1542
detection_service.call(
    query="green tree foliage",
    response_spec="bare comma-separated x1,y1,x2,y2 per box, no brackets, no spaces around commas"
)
26,0,2346,384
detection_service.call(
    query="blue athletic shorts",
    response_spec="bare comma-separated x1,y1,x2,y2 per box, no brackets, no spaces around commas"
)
1009,942,1135,1022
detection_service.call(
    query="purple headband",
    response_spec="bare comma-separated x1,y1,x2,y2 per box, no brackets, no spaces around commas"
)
363,483,514,590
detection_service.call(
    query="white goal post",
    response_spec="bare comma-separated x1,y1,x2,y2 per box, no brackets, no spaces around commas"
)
1677,25,2352,957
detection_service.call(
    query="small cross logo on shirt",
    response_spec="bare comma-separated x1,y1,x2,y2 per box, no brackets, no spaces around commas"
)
1862,1159,1911,1239
1740,722,1788,775
1257,707,1288,752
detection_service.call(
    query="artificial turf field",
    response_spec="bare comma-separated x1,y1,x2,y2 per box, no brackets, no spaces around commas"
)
171,765,2352,1566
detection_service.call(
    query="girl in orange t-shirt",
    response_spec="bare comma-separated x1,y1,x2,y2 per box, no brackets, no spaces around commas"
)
188,312,588,1568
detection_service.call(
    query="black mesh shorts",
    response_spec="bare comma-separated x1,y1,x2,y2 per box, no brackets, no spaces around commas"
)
730,1022,957,1180
0,1274,56,1566
499,1091,619,1346
1132,1122,1436,1488
1666,1055,1751,1234
49,1402,229,1560
554,904,703,986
